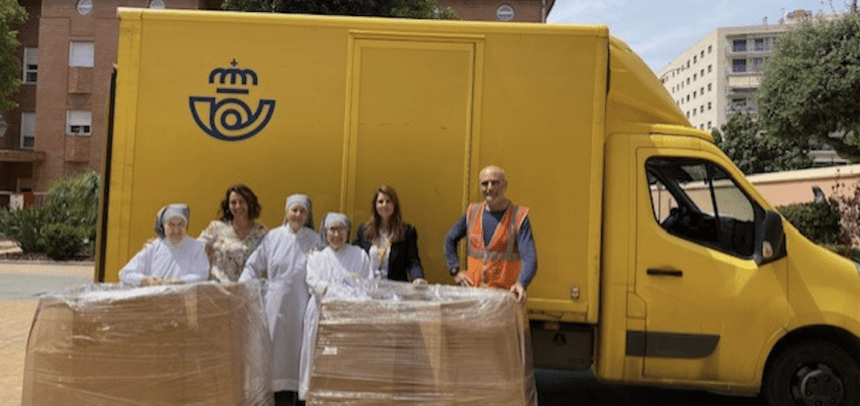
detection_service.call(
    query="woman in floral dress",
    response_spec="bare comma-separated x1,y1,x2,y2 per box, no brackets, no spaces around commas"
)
199,184,268,282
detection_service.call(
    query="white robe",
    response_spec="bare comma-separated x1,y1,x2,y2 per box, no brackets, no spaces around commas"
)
239,226,321,392
299,244,373,400
119,236,209,286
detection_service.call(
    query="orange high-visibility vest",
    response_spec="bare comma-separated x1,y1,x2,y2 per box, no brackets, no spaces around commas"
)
465,201,529,289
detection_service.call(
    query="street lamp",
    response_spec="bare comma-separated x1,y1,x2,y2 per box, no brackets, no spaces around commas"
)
0,114,7,137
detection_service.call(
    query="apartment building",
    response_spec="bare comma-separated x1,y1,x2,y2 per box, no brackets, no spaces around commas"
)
0,0,220,208
657,10,847,166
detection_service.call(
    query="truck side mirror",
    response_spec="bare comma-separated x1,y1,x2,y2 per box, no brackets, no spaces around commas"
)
757,211,786,265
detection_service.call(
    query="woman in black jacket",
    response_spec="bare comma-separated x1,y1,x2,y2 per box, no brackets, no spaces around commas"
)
354,185,426,284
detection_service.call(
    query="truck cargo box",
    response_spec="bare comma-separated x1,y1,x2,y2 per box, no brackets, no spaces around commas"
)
100,9,688,325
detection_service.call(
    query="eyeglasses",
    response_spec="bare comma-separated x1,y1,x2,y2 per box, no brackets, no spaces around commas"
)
326,226,347,235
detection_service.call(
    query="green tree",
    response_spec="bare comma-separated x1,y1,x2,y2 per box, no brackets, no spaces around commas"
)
0,0,27,111
712,113,814,174
757,11,860,160
222,0,458,19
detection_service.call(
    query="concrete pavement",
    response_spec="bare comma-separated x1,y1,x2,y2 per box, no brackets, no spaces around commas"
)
0,261,93,406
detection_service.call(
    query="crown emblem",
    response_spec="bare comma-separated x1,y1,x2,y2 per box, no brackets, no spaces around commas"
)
209,59,258,94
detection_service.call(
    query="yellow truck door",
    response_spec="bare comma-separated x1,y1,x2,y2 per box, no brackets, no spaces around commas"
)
343,37,479,278
630,141,788,387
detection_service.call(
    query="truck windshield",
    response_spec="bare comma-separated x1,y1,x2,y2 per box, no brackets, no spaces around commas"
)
646,157,756,258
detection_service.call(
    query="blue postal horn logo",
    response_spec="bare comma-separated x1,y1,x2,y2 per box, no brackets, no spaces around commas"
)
189,59,275,141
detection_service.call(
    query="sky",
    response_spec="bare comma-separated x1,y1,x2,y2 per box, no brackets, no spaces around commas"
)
546,0,844,72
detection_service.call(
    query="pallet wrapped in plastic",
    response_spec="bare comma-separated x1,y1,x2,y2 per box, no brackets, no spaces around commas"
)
308,280,537,406
21,281,272,406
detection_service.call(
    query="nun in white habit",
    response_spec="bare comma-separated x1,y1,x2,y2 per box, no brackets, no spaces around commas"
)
298,212,374,401
239,194,322,397
119,203,209,286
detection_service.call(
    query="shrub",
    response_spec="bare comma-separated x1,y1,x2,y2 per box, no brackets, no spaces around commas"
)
0,206,49,253
829,180,860,248
44,171,101,242
777,201,844,245
41,223,86,261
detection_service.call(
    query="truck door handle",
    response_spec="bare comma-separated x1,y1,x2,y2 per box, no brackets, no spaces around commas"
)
647,268,683,277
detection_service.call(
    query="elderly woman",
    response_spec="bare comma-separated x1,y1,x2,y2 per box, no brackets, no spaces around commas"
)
119,203,209,286
239,194,321,405
299,212,373,402
199,184,268,282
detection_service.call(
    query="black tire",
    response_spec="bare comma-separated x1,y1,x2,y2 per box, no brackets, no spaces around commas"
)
762,340,860,406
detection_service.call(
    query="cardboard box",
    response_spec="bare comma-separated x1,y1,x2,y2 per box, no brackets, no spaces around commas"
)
21,281,272,406
308,281,537,406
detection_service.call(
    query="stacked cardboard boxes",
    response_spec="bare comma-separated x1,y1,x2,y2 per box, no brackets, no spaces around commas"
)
308,281,537,406
21,281,271,406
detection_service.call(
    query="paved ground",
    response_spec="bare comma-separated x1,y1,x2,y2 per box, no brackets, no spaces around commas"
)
0,261,93,406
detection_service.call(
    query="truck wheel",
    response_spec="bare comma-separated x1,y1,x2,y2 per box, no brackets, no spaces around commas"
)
763,341,860,406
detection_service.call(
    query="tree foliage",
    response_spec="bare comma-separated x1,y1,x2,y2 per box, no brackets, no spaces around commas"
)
222,0,458,19
712,113,814,174
757,11,860,160
0,0,27,111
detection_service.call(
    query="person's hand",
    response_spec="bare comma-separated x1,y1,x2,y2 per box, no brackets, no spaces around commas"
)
510,282,527,305
140,276,163,286
412,278,428,286
453,271,473,287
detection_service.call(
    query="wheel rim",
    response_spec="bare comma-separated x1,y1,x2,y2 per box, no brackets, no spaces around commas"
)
791,363,844,406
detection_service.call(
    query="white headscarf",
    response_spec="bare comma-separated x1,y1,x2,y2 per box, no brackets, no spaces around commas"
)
319,212,350,247
284,194,314,229
154,203,189,238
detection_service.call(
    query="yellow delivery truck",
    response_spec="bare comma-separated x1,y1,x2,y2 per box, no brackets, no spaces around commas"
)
97,9,860,406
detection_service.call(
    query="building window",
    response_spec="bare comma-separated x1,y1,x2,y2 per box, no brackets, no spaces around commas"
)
686,78,690,85
708,101,712,110
708,45,712,53
752,57,764,72
732,59,747,73
701,87,705,94
686,95,690,102
700,106,704,113
733,39,747,52
67,110,92,135
686,60,690,68
149,0,165,8
708,64,712,73
693,73,698,81
69,41,94,68
693,90,697,98
754,38,765,51
20,112,35,149
708,83,712,91
23,47,37,84
693,55,697,64
708,121,712,129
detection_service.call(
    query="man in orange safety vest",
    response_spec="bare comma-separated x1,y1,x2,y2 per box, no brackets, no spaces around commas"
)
443,165,537,304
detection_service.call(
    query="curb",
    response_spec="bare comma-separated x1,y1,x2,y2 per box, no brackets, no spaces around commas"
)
0,260,95,266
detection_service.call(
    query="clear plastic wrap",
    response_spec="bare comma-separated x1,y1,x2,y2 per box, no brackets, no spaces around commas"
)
308,280,537,406
21,281,272,406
